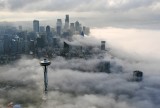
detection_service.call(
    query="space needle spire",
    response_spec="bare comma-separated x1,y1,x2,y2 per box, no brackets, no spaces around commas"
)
40,59,51,94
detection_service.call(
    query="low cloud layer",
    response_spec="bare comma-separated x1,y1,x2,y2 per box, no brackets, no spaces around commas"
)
0,53,160,108
0,35,160,108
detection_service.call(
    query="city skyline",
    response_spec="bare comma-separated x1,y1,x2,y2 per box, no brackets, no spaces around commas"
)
1,1,160,108
0,0,160,29
0,14,91,64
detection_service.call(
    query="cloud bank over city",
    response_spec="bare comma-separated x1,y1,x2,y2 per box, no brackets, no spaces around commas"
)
1,49,160,108
0,0,160,28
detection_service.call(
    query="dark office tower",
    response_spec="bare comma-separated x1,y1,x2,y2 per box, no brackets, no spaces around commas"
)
4,35,11,55
40,26,45,33
0,40,4,55
63,42,70,54
83,26,86,32
101,41,106,50
75,21,80,32
70,23,75,34
65,15,69,23
19,26,22,31
79,24,82,32
29,40,35,54
85,27,90,35
36,34,46,48
56,19,62,36
33,20,39,32
133,71,143,81
97,61,110,73
83,26,90,35
64,15,69,32
53,37,60,48
46,25,52,45
46,25,50,33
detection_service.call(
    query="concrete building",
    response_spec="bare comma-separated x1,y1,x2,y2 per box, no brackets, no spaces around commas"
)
75,21,80,32
33,20,39,33
56,19,62,36
46,26,50,33
18,26,22,31
4,34,11,55
46,25,52,45
70,23,75,34
101,41,106,50
83,26,90,35
133,71,143,81
40,26,45,33
97,61,110,73
64,15,69,32
0,40,4,55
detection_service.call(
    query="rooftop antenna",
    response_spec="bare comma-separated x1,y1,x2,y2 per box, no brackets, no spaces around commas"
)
40,59,51,95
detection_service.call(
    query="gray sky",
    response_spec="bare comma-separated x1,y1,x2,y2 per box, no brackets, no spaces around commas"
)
0,0,160,28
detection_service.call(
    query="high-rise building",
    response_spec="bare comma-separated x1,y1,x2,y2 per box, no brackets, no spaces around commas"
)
75,21,80,32
64,15,69,32
46,25,52,45
0,40,4,55
56,19,62,36
70,23,75,34
65,15,69,23
101,41,106,50
83,26,90,35
33,20,39,33
46,25,50,33
79,24,82,32
4,34,11,55
133,71,143,81
40,26,45,33
19,26,22,31
85,27,90,35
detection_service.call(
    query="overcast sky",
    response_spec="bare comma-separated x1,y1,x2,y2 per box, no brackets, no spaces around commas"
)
0,0,160,28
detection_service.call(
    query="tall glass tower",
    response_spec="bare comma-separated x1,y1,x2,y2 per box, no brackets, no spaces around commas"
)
33,20,39,33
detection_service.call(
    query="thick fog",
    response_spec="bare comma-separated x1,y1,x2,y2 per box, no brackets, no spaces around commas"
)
1,28,160,108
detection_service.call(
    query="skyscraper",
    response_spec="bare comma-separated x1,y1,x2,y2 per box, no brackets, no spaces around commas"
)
40,26,45,33
65,15,69,23
83,26,90,35
18,26,22,31
56,19,62,36
0,39,4,55
101,41,106,50
33,20,39,33
46,25,52,45
70,23,75,34
64,15,69,32
46,25,51,33
75,21,80,32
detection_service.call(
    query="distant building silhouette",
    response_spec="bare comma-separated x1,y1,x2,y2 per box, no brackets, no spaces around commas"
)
33,20,39,32
46,25,52,45
64,15,69,32
63,42,70,56
101,41,106,50
75,21,80,32
97,61,110,73
56,19,62,36
40,26,45,33
18,26,22,31
133,71,143,81
70,23,75,34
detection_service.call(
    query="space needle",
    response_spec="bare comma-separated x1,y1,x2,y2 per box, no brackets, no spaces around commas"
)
40,59,51,94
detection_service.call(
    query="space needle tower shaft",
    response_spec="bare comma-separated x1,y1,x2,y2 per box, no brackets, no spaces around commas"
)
44,65,48,92
40,59,51,94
